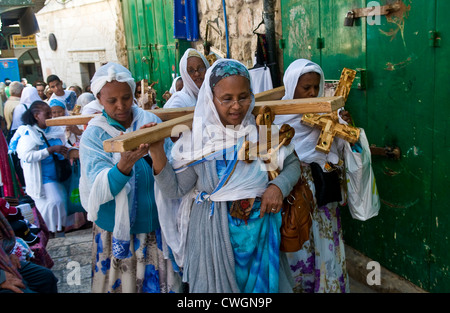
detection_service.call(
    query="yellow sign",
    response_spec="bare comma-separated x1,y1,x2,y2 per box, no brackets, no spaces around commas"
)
11,34,37,49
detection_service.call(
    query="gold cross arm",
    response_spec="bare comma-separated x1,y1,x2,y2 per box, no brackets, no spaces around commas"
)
302,111,360,154
300,67,361,154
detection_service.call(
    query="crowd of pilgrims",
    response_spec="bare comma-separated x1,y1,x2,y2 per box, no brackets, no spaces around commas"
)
0,48,353,293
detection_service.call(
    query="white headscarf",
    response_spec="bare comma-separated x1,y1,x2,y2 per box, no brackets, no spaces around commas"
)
164,49,210,109
274,59,346,169
169,76,182,94
76,92,96,108
170,58,258,168
90,62,136,100
20,86,41,108
179,48,210,99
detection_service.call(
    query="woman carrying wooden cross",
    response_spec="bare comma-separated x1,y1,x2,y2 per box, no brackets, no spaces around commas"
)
79,62,181,293
274,59,353,293
148,59,301,293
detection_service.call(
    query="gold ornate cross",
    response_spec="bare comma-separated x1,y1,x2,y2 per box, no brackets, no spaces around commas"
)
300,68,361,154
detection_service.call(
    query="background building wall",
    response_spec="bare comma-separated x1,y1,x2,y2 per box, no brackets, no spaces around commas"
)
195,0,283,71
35,0,127,90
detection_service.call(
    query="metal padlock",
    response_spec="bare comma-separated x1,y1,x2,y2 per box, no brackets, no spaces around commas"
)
344,11,355,27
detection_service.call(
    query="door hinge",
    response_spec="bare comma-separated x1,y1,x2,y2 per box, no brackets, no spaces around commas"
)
429,31,441,47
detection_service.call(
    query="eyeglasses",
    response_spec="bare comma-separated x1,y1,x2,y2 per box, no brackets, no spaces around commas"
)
214,94,253,107
187,67,207,75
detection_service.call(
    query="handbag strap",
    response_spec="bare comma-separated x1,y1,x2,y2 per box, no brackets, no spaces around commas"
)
39,130,59,161
38,130,51,148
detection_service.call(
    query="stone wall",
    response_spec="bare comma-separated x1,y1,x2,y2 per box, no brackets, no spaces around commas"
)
195,0,283,71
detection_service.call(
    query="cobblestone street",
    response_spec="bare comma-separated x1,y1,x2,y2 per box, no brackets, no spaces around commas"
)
47,228,92,293
46,227,378,293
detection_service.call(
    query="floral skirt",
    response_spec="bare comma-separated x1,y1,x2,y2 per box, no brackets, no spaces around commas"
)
91,224,182,293
284,165,349,293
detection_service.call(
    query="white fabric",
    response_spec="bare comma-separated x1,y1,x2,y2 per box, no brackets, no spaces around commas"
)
274,59,347,170
164,49,209,109
344,128,380,221
248,66,273,94
163,90,196,109
81,99,103,115
76,92,96,108
32,181,67,232
11,87,41,131
154,188,192,266
79,112,131,246
90,62,136,99
169,76,182,94
49,90,76,105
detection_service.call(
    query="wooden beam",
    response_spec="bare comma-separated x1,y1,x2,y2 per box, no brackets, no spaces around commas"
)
103,96,345,153
46,113,99,126
254,86,285,101
45,87,286,127
253,96,344,115
103,113,194,153
45,107,195,126
45,87,302,126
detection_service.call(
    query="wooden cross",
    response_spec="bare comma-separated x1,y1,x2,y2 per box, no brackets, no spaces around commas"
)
300,68,361,154
43,86,345,153
45,86,286,127
102,96,345,153
136,79,157,110
238,105,295,180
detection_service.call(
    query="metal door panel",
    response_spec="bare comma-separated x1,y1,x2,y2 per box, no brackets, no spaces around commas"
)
280,0,321,70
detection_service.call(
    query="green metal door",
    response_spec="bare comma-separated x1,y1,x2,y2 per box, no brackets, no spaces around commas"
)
429,0,450,292
121,0,190,105
280,0,321,67
343,0,436,291
280,0,449,291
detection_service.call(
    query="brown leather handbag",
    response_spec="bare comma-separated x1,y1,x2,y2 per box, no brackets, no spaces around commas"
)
280,170,315,252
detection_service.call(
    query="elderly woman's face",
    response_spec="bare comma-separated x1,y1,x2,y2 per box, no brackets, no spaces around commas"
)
212,75,252,127
98,81,134,128
187,57,206,89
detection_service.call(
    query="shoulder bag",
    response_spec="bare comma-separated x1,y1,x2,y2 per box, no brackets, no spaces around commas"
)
40,132,72,183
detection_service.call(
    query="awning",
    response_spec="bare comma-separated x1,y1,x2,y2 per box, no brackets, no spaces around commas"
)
0,0,45,35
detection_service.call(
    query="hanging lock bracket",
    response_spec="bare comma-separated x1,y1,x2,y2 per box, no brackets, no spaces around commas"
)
344,1,402,27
